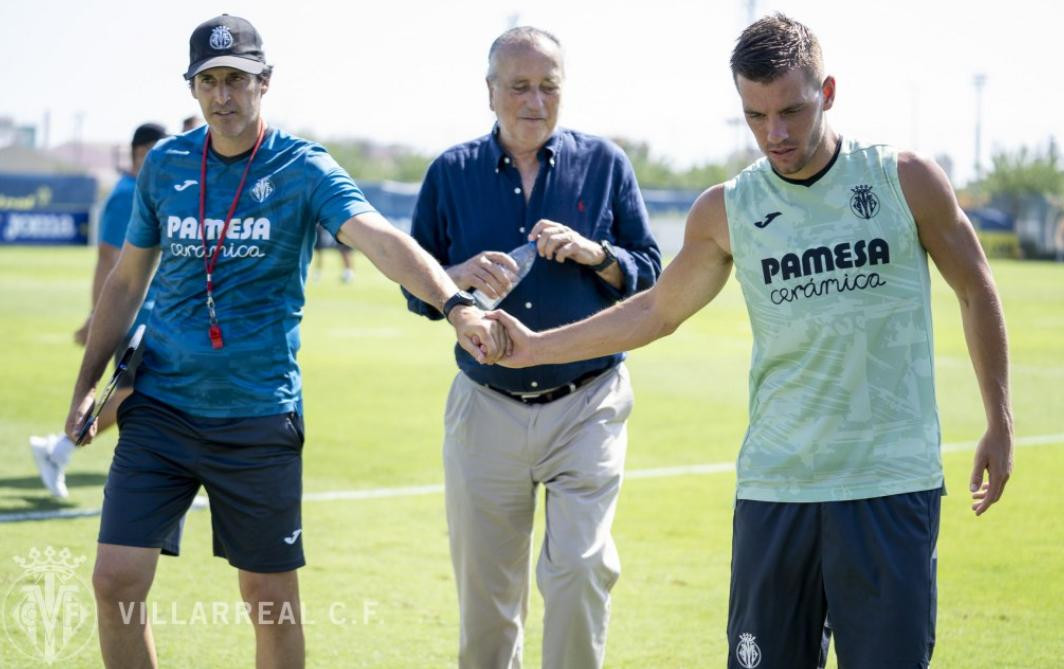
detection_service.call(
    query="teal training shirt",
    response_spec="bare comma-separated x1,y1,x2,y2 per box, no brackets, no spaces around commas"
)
126,126,376,417
724,138,942,502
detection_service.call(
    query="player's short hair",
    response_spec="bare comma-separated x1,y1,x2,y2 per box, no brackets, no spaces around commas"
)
131,123,166,150
487,26,564,82
730,13,824,85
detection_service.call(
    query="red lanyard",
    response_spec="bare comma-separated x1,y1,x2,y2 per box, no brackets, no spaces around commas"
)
198,120,267,349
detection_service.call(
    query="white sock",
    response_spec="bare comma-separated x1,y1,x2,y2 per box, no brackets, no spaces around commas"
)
49,434,75,467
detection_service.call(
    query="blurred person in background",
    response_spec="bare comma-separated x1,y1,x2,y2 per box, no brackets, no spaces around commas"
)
29,121,167,498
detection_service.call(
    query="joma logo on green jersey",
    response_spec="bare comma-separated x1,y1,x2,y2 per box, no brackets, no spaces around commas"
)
761,238,890,284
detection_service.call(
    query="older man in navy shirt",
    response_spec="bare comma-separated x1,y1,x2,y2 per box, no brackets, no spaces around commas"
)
405,26,661,669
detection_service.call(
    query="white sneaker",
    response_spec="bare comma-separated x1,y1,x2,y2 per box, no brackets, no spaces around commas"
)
29,435,69,498
340,269,354,284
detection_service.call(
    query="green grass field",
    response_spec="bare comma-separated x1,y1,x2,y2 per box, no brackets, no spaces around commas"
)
1,247,1062,668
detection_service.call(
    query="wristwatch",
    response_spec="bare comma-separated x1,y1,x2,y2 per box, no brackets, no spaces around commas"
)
590,240,617,272
442,290,476,321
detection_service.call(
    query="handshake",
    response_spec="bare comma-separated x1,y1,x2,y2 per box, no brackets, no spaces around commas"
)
449,305,533,368
445,219,614,369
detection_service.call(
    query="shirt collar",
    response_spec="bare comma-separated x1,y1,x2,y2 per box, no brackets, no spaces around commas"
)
490,124,561,171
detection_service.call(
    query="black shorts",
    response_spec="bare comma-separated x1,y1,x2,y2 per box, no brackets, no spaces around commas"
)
727,488,941,669
100,392,306,573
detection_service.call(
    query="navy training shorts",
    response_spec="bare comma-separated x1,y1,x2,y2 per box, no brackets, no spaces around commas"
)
727,488,941,669
99,392,306,573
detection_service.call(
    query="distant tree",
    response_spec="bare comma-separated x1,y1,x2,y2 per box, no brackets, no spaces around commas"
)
317,134,742,191
978,139,1064,217
611,138,675,188
611,137,731,190
321,139,433,183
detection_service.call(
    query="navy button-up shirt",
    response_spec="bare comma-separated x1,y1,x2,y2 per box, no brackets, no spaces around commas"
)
405,127,662,392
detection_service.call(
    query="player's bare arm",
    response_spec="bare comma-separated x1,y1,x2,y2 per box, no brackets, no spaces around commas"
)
337,211,507,364
898,151,1013,516
491,185,733,368
66,242,159,444
74,243,122,345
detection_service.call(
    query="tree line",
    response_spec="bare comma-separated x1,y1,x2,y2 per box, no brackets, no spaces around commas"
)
321,136,1064,209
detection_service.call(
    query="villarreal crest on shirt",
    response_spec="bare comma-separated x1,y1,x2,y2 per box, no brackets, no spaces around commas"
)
724,138,943,502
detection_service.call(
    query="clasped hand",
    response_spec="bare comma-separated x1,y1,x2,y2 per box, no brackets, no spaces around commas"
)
449,305,513,365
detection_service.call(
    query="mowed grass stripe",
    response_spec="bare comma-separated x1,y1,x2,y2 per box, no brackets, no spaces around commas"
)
4,432,1059,523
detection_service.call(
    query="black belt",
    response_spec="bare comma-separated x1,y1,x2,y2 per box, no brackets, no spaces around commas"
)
484,366,614,405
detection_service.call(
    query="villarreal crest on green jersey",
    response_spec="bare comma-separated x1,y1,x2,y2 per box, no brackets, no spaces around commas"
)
724,138,943,502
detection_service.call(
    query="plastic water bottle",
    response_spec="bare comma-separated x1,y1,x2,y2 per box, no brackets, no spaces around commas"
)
472,241,538,310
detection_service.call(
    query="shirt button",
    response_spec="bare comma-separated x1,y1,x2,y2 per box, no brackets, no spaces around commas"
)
519,226,525,233
549,158,556,167
504,157,511,164
525,302,533,309
495,168,499,173
530,381,539,388
513,187,521,194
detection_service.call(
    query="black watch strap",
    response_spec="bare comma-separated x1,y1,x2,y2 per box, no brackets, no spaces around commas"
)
442,291,476,320
590,240,617,272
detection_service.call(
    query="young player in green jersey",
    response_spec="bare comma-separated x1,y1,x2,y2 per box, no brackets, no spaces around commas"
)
489,13,1012,669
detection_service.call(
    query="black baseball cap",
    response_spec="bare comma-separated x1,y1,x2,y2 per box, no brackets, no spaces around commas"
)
131,123,166,149
184,14,267,80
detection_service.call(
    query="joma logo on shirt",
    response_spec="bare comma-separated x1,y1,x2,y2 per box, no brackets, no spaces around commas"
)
166,216,271,241
761,238,890,284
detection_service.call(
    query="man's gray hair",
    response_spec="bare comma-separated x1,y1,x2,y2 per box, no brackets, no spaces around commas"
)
487,26,564,81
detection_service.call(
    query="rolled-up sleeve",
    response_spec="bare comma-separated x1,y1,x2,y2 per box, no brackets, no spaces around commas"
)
603,153,662,299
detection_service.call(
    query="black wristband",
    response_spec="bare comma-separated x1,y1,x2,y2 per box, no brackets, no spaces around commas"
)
590,240,617,272
442,290,476,320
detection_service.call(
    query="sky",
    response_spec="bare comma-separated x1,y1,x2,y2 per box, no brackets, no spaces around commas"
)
1,0,1061,185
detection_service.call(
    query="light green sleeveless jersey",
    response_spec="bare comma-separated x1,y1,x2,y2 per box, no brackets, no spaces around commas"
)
724,138,942,502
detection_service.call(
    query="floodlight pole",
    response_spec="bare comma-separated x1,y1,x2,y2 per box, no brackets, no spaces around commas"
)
973,73,987,182
745,0,760,25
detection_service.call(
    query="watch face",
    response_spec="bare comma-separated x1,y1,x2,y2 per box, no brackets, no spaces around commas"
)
444,291,477,319
451,291,475,308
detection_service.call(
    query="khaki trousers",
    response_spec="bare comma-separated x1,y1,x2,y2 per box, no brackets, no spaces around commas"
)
443,364,633,669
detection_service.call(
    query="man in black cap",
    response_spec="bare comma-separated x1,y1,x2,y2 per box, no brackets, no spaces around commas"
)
68,15,505,668
30,122,166,499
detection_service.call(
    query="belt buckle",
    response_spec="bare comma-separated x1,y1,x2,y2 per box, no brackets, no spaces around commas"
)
491,367,609,405
515,388,554,402
521,380,578,404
